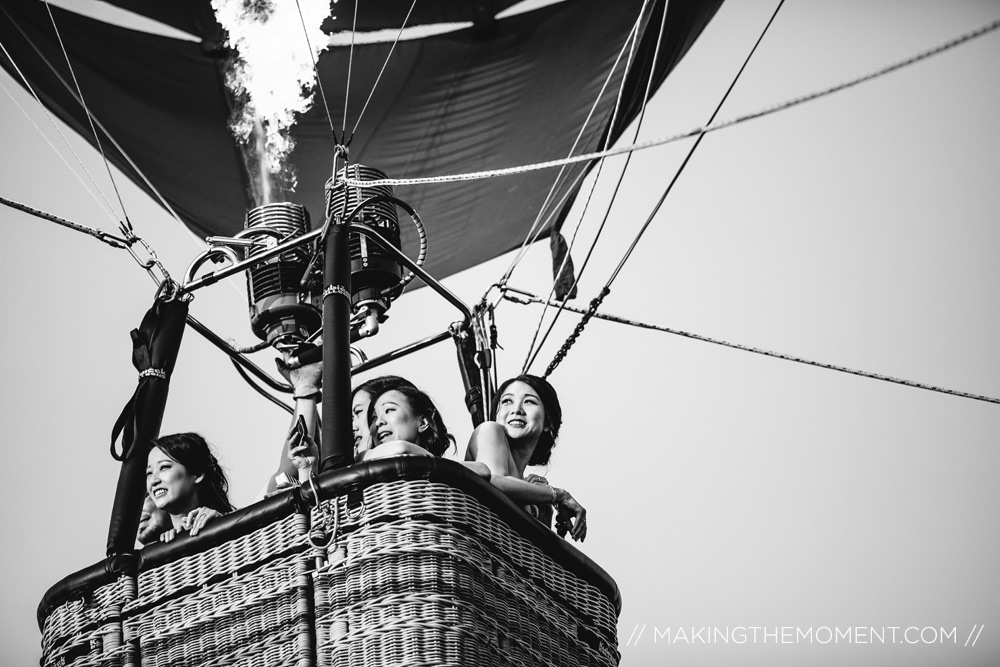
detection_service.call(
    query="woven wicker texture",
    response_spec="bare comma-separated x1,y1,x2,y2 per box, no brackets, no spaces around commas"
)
123,512,312,667
40,476,620,667
312,480,619,667
41,575,135,667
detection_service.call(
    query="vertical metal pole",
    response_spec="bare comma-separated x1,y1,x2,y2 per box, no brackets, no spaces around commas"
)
319,214,353,471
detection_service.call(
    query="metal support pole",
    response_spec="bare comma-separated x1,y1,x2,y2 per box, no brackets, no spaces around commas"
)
319,215,353,471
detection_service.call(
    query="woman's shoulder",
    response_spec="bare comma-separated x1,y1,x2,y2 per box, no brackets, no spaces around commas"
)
466,421,515,465
471,421,507,438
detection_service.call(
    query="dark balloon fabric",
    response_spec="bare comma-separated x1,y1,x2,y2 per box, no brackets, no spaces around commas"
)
0,0,721,283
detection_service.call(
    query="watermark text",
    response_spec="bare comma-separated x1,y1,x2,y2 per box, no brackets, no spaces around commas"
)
623,625,985,648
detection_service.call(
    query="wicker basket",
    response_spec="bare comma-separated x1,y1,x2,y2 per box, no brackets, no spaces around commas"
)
41,574,135,667
123,511,311,667
39,459,621,667
311,479,619,667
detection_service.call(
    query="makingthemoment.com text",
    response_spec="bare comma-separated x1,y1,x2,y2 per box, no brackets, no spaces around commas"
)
623,625,984,647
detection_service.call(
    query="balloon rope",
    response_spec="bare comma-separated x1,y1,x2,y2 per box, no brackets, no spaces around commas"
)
608,0,787,286
347,0,419,145
293,0,338,145
522,0,668,374
42,1,132,230
0,194,127,248
497,8,646,288
504,288,1000,406
343,0,359,141
0,50,121,224
2,5,250,300
1,5,189,229
346,14,1000,189
540,0,786,378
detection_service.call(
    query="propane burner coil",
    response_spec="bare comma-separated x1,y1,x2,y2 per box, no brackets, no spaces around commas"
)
244,202,321,346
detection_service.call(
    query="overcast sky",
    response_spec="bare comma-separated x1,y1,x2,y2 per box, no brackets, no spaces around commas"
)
2,2,999,666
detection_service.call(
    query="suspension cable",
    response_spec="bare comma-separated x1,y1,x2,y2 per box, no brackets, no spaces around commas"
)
497,7,647,288
522,0,667,373
347,0,419,145
612,0,786,286
504,288,1000,406
0,194,127,248
0,33,121,223
293,0,338,145
342,0,360,142
1,7,189,228
540,0,787,378
345,14,1000,189
42,1,131,228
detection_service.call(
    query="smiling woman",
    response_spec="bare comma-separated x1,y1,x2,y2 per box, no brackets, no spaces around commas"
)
146,433,235,543
466,374,587,542
365,385,455,458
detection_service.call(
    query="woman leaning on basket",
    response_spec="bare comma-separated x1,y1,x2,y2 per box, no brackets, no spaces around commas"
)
146,432,235,543
465,374,587,542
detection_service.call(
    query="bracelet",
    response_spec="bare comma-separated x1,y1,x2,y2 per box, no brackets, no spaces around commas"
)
549,485,559,505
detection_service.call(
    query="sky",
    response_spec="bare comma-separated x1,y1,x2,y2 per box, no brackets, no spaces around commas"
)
2,1,999,666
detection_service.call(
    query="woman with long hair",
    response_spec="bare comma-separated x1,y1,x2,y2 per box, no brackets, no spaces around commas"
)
286,378,490,479
364,384,455,458
146,432,234,542
351,375,416,457
466,374,587,541
266,356,418,490
280,375,419,482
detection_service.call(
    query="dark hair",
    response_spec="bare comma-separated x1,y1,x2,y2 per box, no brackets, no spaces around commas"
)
352,375,415,401
367,384,454,456
150,432,234,514
492,374,562,466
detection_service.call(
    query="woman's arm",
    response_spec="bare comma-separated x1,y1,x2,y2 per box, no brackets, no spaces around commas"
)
468,422,587,540
158,506,224,542
267,358,322,493
467,422,549,502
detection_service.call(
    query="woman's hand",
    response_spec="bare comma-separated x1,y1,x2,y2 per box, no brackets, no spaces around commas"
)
553,488,587,542
275,356,322,397
179,507,223,537
286,422,318,475
524,474,553,527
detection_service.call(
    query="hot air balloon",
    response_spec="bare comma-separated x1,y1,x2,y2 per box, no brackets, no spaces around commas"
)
0,1,731,665
3,2,999,666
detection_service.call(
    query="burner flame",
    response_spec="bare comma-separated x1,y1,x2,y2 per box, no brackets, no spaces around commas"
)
212,0,334,204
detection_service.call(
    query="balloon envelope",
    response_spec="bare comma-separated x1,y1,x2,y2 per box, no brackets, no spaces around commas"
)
0,0,722,281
